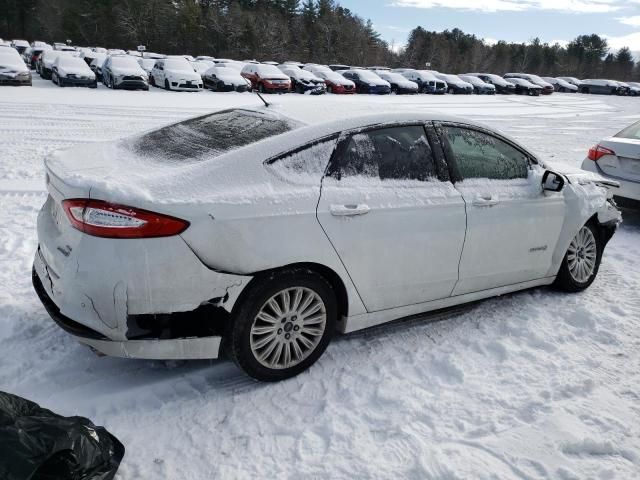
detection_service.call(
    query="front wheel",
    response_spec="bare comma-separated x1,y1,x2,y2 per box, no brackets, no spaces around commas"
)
225,269,337,381
554,222,602,292
164,79,170,90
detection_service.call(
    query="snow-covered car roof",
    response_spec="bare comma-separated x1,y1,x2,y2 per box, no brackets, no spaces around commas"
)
582,79,618,86
47,108,506,206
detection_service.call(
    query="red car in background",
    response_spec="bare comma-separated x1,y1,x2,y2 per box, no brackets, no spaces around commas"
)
241,63,291,93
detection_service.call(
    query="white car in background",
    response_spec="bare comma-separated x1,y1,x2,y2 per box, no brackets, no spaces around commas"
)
150,57,203,91
51,55,97,88
101,55,149,90
0,45,31,85
10,39,30,54
40,50,72,80
33,109,620,382
583,120,640,206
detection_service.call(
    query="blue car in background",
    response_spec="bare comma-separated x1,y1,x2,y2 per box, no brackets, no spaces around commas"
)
338,68,391,94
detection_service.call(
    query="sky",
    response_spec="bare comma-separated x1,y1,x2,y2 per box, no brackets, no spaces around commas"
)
338,0,640,54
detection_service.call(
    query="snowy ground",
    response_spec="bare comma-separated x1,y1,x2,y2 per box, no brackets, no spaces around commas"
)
1,79,639,479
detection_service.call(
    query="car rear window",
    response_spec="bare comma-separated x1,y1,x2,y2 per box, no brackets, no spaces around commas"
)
615,122,640,140
130,109,295,162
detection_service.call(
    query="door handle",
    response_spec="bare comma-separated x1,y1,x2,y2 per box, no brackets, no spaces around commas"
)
329,204,370,216
472,195,499,207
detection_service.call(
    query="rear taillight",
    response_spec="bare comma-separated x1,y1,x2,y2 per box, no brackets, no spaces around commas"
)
587,144,615,161
62,199,189,239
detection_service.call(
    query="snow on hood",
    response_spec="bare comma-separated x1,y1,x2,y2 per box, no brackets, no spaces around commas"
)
0,52,27,73
45,108,503,206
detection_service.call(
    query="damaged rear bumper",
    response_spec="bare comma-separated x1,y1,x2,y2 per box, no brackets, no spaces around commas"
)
33,196,253,359
32,265,227,359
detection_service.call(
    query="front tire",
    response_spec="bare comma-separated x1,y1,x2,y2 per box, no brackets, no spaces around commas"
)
164,79,170,90
225,269,337,382
554,222,602,292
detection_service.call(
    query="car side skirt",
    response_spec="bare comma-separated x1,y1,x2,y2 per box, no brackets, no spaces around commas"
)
78,335,222,360
340,276,556,333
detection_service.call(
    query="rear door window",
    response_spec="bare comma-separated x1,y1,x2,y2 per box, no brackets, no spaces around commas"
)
331,125,439,182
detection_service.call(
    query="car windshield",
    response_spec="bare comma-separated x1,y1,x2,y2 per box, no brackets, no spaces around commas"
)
255,64,282,76
111,56,140,69
296,70,316,79
131,109,295,162
58,56,86,69
165,58,192,70
528,74,545,83
615,122,640,140
354,70,380,81
213,67,237,76
0,51,22,66
460,75,480,84
380,72,406,82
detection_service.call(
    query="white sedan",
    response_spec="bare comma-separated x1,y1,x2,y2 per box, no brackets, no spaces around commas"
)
33,110,620,381
582,120,640,206
150,57,202,91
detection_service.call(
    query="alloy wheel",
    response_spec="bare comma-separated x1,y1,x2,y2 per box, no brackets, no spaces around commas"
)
249,287,327,370
567,226,597,283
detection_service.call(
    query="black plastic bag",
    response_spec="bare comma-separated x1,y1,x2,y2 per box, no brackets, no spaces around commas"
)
0,391,124,480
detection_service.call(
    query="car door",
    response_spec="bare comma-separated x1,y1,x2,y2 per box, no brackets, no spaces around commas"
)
103,57,111,82
316,124,467,312
434,122,566,295
154,61,164,84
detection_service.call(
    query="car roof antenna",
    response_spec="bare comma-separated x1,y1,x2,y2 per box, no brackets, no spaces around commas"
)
256,91,270,108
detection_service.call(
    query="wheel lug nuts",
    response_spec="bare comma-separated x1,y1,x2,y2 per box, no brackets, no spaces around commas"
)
291,316,297,321
277,329,282,334
293,325,299,331
285,333,291,340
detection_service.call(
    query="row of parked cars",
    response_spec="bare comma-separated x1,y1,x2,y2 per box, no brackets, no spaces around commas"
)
4,38,640,97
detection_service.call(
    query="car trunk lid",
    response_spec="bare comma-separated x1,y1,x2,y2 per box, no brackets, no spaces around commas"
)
598,138,640,182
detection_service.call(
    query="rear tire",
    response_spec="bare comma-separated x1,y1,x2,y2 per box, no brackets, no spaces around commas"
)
225,269,337,382
554,222,602,292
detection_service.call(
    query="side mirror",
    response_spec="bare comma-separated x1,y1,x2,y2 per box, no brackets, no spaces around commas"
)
542,170,565,192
